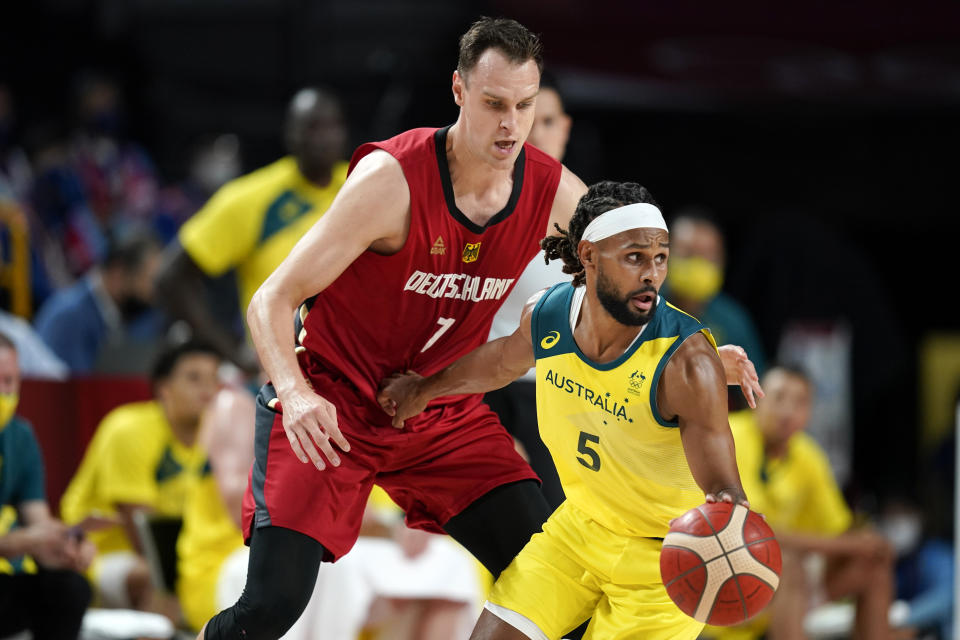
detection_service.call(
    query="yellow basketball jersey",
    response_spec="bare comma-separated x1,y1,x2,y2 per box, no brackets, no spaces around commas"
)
176,466,245,631
60,401,207,555
532,283,717,538
179,157,348,314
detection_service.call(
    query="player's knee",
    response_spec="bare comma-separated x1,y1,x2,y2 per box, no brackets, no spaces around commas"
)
124,556,153,607
207,577,314,640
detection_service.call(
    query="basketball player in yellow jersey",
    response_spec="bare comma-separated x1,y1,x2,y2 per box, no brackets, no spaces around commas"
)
378,181,756,640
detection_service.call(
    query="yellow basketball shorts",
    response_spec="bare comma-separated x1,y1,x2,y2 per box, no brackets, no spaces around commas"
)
487,501,703,640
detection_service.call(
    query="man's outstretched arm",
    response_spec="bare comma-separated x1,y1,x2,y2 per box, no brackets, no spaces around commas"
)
377,292,541,428
659,333,748,506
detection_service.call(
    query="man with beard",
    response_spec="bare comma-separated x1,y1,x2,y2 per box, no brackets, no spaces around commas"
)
378,181,750,640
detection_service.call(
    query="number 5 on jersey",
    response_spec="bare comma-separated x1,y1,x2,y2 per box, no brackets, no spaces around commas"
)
577,431,601,472
421,317,456,353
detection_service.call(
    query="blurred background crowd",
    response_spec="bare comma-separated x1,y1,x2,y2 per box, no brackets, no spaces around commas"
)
0,1,958,639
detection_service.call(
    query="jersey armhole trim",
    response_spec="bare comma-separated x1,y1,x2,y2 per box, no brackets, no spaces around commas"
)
649,328,702,428
531,282,569,359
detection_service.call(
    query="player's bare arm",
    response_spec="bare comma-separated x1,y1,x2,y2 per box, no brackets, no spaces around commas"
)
202,388,255,528
248,149,410,470
156,245,259,374
377,292,542,428
658,332,748,507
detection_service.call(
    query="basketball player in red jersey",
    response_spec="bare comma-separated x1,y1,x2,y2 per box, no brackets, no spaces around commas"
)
200,17,761,640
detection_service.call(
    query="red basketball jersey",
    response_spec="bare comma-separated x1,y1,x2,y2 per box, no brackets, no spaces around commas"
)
298,126,562,408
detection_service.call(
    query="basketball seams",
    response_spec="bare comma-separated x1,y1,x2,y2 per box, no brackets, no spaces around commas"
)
722,506,750,623
696,503,749,624
662,503,780,625
660,552,705,589
727,548,780,591
662,509,712,618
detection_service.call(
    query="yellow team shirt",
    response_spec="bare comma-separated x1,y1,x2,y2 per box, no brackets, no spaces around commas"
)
728,410,852,536
60,400,207,555
532,283,717,538
177,470,243,630
179,156,349,314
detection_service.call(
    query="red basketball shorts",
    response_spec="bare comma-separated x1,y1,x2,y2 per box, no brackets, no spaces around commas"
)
241,368,538,561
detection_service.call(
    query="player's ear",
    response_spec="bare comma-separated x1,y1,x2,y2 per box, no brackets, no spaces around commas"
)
578,239,596,270
452,70,465,107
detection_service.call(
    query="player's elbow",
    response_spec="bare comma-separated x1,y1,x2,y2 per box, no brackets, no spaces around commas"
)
246,277,295,330
246,285,270,329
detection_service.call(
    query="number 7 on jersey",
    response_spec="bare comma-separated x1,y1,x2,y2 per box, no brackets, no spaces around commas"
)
421,317,456,353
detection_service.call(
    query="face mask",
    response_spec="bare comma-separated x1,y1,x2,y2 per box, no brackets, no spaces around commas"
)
668,256,723,303
0,393,19,429
880,514,922,556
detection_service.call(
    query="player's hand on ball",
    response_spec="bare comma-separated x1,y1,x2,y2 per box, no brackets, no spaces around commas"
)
377,371,429,429
672,489,750,527
705,487,750,509
717,345,764,408
278,388,350,470
661,503,781,626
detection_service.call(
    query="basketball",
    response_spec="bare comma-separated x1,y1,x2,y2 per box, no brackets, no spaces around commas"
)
660,502,781,626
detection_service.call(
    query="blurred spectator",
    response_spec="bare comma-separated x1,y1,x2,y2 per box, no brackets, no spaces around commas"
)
25,121,93,290
665,210,766,379
175,386,254,632
705,364,896,640
27,72,160,283
59,340,219,617
155,87,349,374
351,488,481,640
69,71,159,232
0,331,94,639
34,230,164,373
485,73,571,509
0,85,32,203
0,310,68,379
878,494,954,639
153,133,242,243
525,73,571,162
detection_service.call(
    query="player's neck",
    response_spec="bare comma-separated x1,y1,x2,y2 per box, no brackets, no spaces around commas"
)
296,159,333,188
574,295,646,364
763,438,789,460
445,122,515,195
159,401,200,447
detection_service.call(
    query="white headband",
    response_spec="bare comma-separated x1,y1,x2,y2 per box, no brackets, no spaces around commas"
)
580,203,668,243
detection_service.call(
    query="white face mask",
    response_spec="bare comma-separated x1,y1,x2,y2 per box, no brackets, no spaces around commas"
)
880,514,922,556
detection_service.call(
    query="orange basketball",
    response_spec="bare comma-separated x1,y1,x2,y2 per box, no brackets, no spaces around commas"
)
660,502,781,626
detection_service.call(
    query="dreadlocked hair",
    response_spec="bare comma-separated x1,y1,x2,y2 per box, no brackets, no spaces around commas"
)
541,181,659,287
